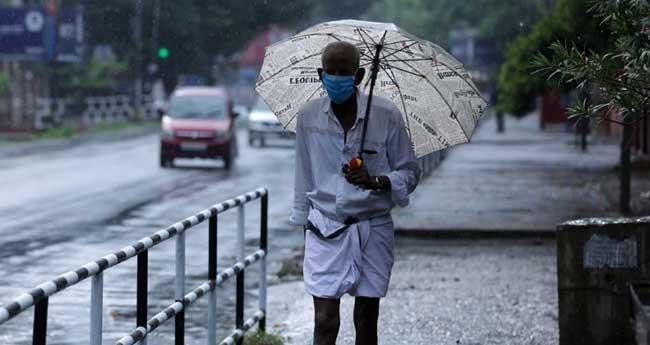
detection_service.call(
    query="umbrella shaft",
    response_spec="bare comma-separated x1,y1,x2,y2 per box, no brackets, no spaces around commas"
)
359,44,383,158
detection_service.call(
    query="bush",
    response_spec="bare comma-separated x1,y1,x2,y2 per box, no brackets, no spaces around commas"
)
243,331,284,345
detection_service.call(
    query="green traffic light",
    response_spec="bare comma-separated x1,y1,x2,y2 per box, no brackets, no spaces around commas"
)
158,47,169,59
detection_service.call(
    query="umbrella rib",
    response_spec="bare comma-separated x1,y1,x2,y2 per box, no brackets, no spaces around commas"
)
396,59,471,142
377,41,419,61
357,28,378,45
382,58,434,62
382,39,417,47
257,51,322,87
378,63,413,140
281,85,323,131
378,63,425,78
427,59,488,104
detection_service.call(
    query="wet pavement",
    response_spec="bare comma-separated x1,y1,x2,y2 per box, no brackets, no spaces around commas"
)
0,128,303,344
269,237,558,345
392,112,626,233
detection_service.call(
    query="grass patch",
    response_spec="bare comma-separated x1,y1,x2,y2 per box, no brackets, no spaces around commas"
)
36,125,76,140
243,332,284,345
5,119,159,142
89,120,155,134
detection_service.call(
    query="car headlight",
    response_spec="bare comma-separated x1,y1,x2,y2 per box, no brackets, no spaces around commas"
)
161,127,174,139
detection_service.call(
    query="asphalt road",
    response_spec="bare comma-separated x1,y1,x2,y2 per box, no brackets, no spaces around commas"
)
0,128,303,344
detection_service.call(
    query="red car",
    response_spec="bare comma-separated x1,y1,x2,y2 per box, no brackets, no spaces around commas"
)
160,87,238,169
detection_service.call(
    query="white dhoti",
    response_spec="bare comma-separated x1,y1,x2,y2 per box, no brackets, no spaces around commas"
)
303,209,395,299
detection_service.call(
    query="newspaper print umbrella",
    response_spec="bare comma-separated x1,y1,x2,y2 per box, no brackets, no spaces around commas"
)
255,19,487,158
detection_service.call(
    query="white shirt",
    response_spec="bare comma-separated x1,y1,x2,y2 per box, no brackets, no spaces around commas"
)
290,91,420,226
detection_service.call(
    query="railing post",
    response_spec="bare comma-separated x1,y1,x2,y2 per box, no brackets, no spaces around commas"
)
207,214,218,345
90,273,104,345
175,231,186,345
137,250,148,345
236,205,245,345
33,298,48,345
259,192,268,332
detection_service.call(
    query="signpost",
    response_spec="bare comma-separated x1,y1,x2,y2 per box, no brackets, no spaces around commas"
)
0,6,83,62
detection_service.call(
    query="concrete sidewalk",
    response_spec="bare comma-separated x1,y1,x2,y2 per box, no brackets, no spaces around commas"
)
263,113,635,345
267,237,558,345
393,112,622,235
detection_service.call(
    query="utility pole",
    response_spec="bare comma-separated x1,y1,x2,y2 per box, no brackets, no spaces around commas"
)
134,0,143,120
620,115,632,214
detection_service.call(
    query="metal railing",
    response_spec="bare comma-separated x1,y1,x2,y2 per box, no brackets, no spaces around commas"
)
0,188,269,345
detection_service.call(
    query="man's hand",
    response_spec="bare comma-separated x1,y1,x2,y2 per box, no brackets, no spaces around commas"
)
343,163,373,189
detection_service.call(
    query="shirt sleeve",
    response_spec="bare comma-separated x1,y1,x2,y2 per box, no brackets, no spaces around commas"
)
289,111,312,226
385,109,421,207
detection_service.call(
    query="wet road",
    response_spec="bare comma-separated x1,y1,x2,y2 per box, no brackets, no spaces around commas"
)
0,129,303,344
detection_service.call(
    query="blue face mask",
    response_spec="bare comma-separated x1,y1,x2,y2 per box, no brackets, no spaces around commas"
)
321,72,356,104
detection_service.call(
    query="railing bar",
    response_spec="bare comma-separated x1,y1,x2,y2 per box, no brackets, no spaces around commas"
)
236,272,244,345
32,297,48,345
208,214,218,345
116,251,265,344
0,188,267,326
90,273,104,345
218,310,266,345
259,193,268,332
137,250,148,345
175,232,186,345
237,205,245,262
236,204,245,345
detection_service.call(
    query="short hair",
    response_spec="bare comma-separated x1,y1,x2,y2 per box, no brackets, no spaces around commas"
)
321,41,360,70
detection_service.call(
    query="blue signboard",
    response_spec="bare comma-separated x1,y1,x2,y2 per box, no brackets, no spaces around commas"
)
0,6,83,62
0,8,47,60
56,7,83,62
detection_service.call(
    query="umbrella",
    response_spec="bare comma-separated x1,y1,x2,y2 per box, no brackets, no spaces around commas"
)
255,19,487,158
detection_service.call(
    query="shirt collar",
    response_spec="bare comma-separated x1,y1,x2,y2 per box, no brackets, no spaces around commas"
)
321,89,369,120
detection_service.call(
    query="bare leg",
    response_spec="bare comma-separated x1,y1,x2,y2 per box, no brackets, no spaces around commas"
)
354,297,380,345
313,296,341,345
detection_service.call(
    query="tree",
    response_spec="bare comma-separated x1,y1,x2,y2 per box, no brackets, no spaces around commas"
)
496,0,607,116
366,0,553,51
55,0,315,95
532,0,649,214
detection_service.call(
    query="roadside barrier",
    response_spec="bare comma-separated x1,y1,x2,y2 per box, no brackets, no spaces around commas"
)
34,94,158,130
418,150,445,179
0,188,269,345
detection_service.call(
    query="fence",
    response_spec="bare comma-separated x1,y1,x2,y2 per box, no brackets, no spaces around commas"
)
418,150,445,179
0,188,269,345
34,95,159,130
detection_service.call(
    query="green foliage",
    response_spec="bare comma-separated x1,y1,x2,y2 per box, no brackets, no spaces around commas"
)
56,0,314,93
367,0,552,49
0,71,9,95
497,0,606,115
533,0,650,125
243,332,284,345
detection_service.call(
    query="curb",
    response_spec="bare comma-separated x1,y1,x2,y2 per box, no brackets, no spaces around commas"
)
395,228,556,239
0,122,159,157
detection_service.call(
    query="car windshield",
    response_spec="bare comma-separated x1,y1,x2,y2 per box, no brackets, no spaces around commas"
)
168,96,227,119
253,98,271,111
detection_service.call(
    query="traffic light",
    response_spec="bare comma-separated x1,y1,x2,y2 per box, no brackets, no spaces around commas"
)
158,47,169,59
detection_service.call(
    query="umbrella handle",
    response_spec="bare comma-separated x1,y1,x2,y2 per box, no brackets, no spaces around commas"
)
359,37,385,159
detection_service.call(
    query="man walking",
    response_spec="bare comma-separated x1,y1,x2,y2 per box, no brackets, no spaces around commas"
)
290,41,420,345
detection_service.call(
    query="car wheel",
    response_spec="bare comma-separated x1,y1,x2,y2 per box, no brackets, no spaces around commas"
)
224,153,232,170
160,156,173,168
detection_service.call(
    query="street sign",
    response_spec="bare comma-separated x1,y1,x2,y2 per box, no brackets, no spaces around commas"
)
0,6,83,62
0,7,47,60
56,7,83,62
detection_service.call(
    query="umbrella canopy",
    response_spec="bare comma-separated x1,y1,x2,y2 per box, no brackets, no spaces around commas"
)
255,19,487,158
